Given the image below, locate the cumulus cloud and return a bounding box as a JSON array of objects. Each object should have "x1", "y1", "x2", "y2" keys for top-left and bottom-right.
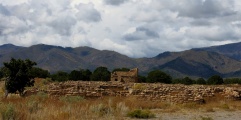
[
  {"x1": 189, "y1": 19, "x2": 211, "y2": 26},
  {"x1": 48, "y1": 16, "x2": 77, "y2": 36},
  {"x1": 123, "y1": 27, "x2": 159, "y2": 41},
  {"x1": 186, "y1": 26, "x2": 241, "y2": 41},
  {"x1": 75, "y1": 3, "x2": 102, "y2": 23},
  {"x1": 0, "y1": 4, "x2": 10, "y2": 16},
  {"x1": 103, "y1": 0, "x2": 128, "y2": 6},
  {"x1": 176, "y1": 0, "x2": 236, "y2": 18},
  {"x1": 1, "y1": 0, "x2": 241, "y2": 58}
]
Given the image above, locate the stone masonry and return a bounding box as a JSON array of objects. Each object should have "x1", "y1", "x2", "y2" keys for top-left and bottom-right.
[
  {"x1": 110, "y1": 68, "x2": 138, "y2": 83},
  {"x1": 26, "y1": 81, "x2": 241, "y2": 104}
]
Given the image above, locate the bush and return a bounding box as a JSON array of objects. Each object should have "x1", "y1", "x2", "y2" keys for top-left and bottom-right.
[
  {"x1": 172, "y1": 77, "x2": 195, "y2": 85},
  {"x1": 90, "y1": 103, "x2": 112, "y2": 116},
  {"x1": 196, "y1": 78, "x2": 206, "y2": 85},
  {"x1": 29, "y1": 67, "x2": 50, "y2": 78},
  {"x1": 207, "y1": 75, "x2": 223, "y2": 85},
  {"x1": 27, "y1": 101, "x2": 40, "y2": 114},
  {"x1": 91, "y1": 67, "x2": 110, "y2": 81},
  {"x1": 132, "y1": 83, "x2": 146, "y2": 90},
  {"x1": 3, "y1": 58, "x2": 36, "y2": 97},
  {"x1": 41, "y1": 78, "x2": 53, "y2": 85},
  {"x1": 1, "y1": 104, "x2": 16, "y2": 120},
  {"x1": 51, "y1": 71, "x2": 69, "y2": 82},
  {"x1": 172, "y1": 78, "x2": 182, "y2": 84},
  {"x1": 147, "y1": 70, "x2": 172, "y2": 83},
  {"x1": 127, "y1": 109, "x2": 155, "y2": 119},
  {"x1": 59, "y1": 96, "x2": 85, "y2": 103},
  {"x1": 224, "y1": 78, "x2": 241, "y2": 84},
  {"x1": 182, "y1": 77, "x2": 195, "y2": 85},
  {"x1": 138, "y1": 75, "x2": 147, "y2": 83},
  {"x1": 200, "y1": 116, "x2": 214, "y2": 120},
  {"x1": 69, "y1": 69, "x2": 92, "y2": 81},
  {"x1": 36, "y1": 91, "x2": 48, "y2": 101}
]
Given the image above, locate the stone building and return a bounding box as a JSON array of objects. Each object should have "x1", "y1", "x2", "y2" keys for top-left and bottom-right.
[{"x1": 110, "y1": 68, "x2": 138, "y2": 83}]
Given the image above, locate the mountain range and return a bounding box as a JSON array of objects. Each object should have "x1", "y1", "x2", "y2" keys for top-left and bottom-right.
[{"x1": 1, "y1": 42, "x2": 241, "y2": 79}]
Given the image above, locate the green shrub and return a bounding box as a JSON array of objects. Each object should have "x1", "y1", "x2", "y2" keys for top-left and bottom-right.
[
  {"x1": 207, "y1": 75, "x2": 223, "y2": 85},
  {"x1": 147, "y1": 70, "x2": 172, "y2": 83},
  {"x1": 1, "y1": 104, "x2": 16, "y2": 120},
  {"x1": 196, "y1": 78, "x2": 206, "y2": 85},
  {"x1": 132, "y1": 83, "x2": 146, "y2": 90},
  {"x1": 27, "y1": 101, "x2": 40, "y2": 114},
  {"x1": 116, "y1": 102, "x2": 129, "y2": 116},
  {"x1": 182, "y1": 77, "x2": 195, "y2": 85},
  {"x1": 127, "y1": 109, "x2": 155, "y2": 119},
  {"x1": 90, "y1": 103, "x2": 112, "y2": 116},
  {"x1": 200, "y1": 116, "x2": 214, "y2": 120},
  {"x1": 36, "y1": 91, "x2": 48, "y2": 101},
  {"x1": 182, "y1": 103, "x2": 199, "y2": 109},
  {"x1": 41, "y1": 78, "x2": 52, "y2": 85},
  {"x1": 219, "y1": 104, "x2": 230, "y2": 110},
  {"x1": 51, "y1": 71, "x2": 69, "y2": 82},
  {"x1": 59, "y1": 96, "x2": 84, "y2": 103},
  {"x1": 224, "y1": 78, "x2": 241, "y2": 84}
]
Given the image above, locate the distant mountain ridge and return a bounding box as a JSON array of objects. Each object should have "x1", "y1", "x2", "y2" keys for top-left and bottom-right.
[
  {"x1": 193, "y1": 42, "x2": 241, "y2": 61},
  {"x1": 1, "y1": 42, "x2": 241, "y2": 78}
]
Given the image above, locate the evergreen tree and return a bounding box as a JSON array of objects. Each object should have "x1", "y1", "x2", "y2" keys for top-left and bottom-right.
[
  {"x1": 91, "y1": 67, "x2": 110, "y2": 81},
  {"x1": 51, "y1": 71, "x2": 69, "y2": 82},
  {"x1": 196, "y1": 78, "x2": 206, "y2": 85},
  {"x1": 207, "y1": 75, "x2": 223, "y2": 85},
  {"x1": 3, "y1": 58, "x2": 36, "y2": 97},
  {"x1": 147, "y1": 70, "x2": 172, "y2": 83}
]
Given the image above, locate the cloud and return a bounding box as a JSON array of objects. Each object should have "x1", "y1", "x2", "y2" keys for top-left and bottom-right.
[
  {"x1": 123, "y1": 27, "x2": 159, "y2": 41},
  {"x1": 49, "y1": 16, "x2": 77, "y2": 36},
  {"x1": 1, "y1": 0, "x2": 241, "y2": 58},
  {"x1": 103, "y1": 0, "x2": 128, "y2": 6},
  {"x1": 186, "y1": 25, "x2": 241, "y2": 41},
  {"x1": 149, "y1": 0, "x2": 236, "y2": 19},
  {"x1": 75, "y1": 3, "x2": 102, "y2": 23},
  {"x1": 0, "y1": 4, "x2": 10, "y2": 16},
  {"x1": 176, "y1": 0, "x2": 236, "y2": 19},
  {"x1": 189, "y1": 19, "x2": 211, "y2": 26}
]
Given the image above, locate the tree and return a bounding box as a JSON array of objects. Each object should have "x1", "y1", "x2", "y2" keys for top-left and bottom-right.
[
  {"x1": 29, "y1": 67, "x2": 50, "y2": 78},
  {"x1": 69, "y1": 69, "x2": 92, "y2": 81},
  {"x1": 91, "y1": 67, "x2": 110, "y2": 81},
  {"x1": 0, "y1": 67, "x2": 9, "y2": 81},
  {"x1": 69, "y1": 70, "x2": 82, "y2": 81},
  {"x1": 82, "y1": 69, "x2": 92, "y2": 81},
  {"x1": 196, "y1": 78, "x2": 206, "y2": 85},
  {"x1": 224, "y1": 78, "x2": 241, "y2": 84},
  {"x1": 182, "y1": 77, "x2": 194, "y2": 85},
  {"x1": 0, "y1": 67, "x2": 4, "y2": 79},
  {"x1": 138, "y1": 75, "x2": 147, "y2": 83},
  {"x1": 51, "y1": 71, "x2": 69, "y2": 82},
  {"x1": 207, "y1": 75, "x2": 223, "y2": 85},
  {"x1": 147, "y1": 70, "x2": 172, "y2": 83},
  {"x1": 172, "y1": 78, "x2": 182, "y2": 84},
  {"x1": 3, "y1": 58, "x2": 37, "y2": 97}
]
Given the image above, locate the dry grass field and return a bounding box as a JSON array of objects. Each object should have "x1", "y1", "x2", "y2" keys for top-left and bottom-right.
[{"x1": 1, "y1": 80, "x2": 241, "y2": 120}]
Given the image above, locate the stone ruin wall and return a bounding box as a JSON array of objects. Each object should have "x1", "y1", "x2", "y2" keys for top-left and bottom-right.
[
  {"x1": 26, "y1": 81, "x2": 241, "y2": 104},
  {"x1": 111, "y1": 68, "x2": 138, "y2": 83}
]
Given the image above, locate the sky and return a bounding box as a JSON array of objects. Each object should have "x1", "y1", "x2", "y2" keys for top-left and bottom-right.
[{"x1": 1, "y1": 0, "x2": 241, "y2": 58}]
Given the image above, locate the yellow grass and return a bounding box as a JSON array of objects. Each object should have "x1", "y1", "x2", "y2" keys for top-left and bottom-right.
[{"x1": 1, "y1": 81, "x2": 241, "y2": 119}]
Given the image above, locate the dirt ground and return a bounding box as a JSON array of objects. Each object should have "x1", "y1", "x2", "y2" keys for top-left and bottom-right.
[{"x1": 153, "y1": 109, "x2": 241, "y2": 120}]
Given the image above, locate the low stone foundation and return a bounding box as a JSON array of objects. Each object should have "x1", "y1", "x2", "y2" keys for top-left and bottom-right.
[{"x1": 26, "y1": 81, "x2": 241, "y2": 104}]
